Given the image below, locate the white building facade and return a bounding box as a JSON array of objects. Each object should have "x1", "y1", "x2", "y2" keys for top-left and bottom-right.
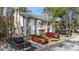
[{"x1": 13, "y1": 12, "x2": 53, "y2": 36}]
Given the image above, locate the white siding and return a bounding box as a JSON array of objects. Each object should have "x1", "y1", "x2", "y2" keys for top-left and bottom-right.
[
  {"x1": 36, "y1": 20, "x2": 41, "y2": 35},
  {"x1": 23, "y1": 18, "x2": 27, "y2": 36},
  {"x1": 44, "y1": 24, "x2": 47, "y2": 32},
  {"x1": 29, "y1": 19, "x2": 35, "y2": 34},
  {"x1": 20, "y1": 15, "x2": 23, "y2": 26},
  {"x1": 49, "y1": 23, "x2": 52, "y2": 32}
]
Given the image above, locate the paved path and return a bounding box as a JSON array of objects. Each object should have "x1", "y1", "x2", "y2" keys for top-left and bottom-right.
[{"x1": 70, "y1": 33, "x2": 79, "y2": 41}]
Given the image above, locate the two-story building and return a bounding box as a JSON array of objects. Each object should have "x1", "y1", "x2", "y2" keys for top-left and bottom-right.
[
  {"x1": 20, "y1": 13, "x2": 52, "y2": 36},
  {"x1": 13, "y1": 11, "x2": 53, "y2": 36}
]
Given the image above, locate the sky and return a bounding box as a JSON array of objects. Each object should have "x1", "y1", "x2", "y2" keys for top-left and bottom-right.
[
  {"x1": 3, "y1": 7, "x2": 44, "y2": 16},
  {"x1": 28, "y1": 7, "x2": 44, "y2": 15}
]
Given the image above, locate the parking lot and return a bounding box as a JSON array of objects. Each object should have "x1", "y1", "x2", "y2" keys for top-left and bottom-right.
[
  {"x1": 29, "y1": 40, "x2": 53, "y2": 49},
  {"x1": 0, "y1": 33, "x2": 78, "y2": 51},
  {"x1": 0, "y1": 45, "x2": 37, "y2": 51},
  {"x1": 35, "y1": 33, "x2": 79, "y2": 51}
]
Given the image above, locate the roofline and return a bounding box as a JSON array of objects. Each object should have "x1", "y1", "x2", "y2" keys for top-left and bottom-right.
[{"x1": 19, "y1": 13, "x2": 52, "y2": 22}]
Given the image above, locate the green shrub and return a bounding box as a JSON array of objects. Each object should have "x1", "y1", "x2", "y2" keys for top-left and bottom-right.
[{"x1": 55, "y1": 30, "x2": 59, "y2": 33}]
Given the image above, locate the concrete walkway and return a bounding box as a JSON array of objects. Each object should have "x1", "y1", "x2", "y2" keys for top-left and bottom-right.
[{"x1": 69, "y1": 33, "x2": 79, "y2": 41}]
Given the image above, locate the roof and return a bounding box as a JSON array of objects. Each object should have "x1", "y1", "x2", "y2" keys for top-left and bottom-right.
[{"x1": 20, "y1": 13, "x2": 49, "y2": 21}]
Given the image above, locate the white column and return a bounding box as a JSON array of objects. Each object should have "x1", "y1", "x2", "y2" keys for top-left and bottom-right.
[
  {"x1": 49, "y1": 23, "x2": 52, "y2": 32},
  {"x1": 36, "y1": 20, "x2": 41, "y2": 35},
  {"x1": 29, "y1": 19, "x2": 35, "y2": 34},
  {"x1": 45, "y1": 22, "x2": 48, "y2": 33},
  {"x1": 23, "y1": 18, "x2": 27, "y2": 36}
]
